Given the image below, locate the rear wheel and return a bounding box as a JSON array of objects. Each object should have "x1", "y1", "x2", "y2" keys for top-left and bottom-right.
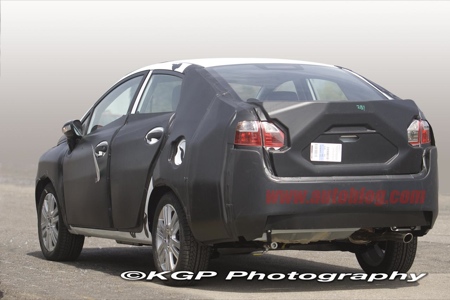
[
  {"x1": 355, "y1": 237, "x2": 417, "y2": 273},
  {"x1": 38, "y1": 184, "x2": 84, "y2": 261},
  {"x1": 152, "y1": 192, "x2": 210, "y2": 286}
]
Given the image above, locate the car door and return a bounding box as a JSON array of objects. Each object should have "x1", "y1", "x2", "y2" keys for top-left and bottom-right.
[
  {"x1": 110, "y1": 72, "x2": 183, "y2": 230},
  {"x1": 63, "y1": 73, "x2": 146, "y2": 229}
]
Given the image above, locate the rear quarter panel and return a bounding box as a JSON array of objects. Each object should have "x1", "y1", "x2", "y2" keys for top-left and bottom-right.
[{"x1": 153, "y1": 66, "x2": 248, "y2": 243}]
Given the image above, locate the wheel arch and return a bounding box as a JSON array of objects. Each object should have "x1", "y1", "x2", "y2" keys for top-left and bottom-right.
[
  {"x1": 35, "y1": 177, "x2": 53, "y2": 209},
  {"x1": 148, "y1": 185, "x2": 176, "y2": 234},
  {"x1": 35, "y1": 174, "x2": 71, "y2": 230}
]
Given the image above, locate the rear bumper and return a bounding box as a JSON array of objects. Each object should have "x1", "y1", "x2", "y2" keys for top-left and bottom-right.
[{"x1": 222, "y1": 146, "x2": 438, "y2": 243}]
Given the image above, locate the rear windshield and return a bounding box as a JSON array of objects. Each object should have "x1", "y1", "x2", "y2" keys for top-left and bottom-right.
[{"x1": 207, "y1": 64, "x2": 387, "y2": 101}]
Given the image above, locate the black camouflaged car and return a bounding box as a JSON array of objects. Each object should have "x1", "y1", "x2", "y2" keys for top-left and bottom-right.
[{"x1": 36, "y1": 58, "x2": 438, "y2": 285}]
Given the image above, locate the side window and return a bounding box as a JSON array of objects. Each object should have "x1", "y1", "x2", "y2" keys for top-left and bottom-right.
[
  {"x1": 308, "y1": 79, "x2": 348, "y2": 101},
  {"x1": 87, "y1": 76, "x2": 143, "y2": 134},
  {"x1": 137, "y1": 74, "x2": 182, "y2": 114}
]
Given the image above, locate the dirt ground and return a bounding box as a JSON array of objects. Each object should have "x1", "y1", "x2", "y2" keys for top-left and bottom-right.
[{"x1": 1, "y1": 168, "x2": 449, "y2": 299}]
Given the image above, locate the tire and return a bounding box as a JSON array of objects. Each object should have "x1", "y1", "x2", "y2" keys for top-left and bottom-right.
[
  {"x1": 37, "y1": 184, "x2": 84, "y2": 261},
  {"x1": 355, "y1": 237, "x2": 417, "y2": 274},
  {"x1": 152, "y1": 192, "x2": 210, "y2": 286}
]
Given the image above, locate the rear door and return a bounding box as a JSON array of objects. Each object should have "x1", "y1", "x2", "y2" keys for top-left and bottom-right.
[
  {"x1": 110, "y1": 71, "x2": 183, "y2": 230},
  {"x1": 63, "y1": 73, "x2": 145, "y2": 229}
]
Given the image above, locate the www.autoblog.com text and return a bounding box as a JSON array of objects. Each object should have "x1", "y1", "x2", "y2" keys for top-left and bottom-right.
[
  {"x1": 266, "y1": 188, "x2": 426, "y2": 206},
  {"x1": 121, "y1": 271, "x2": 427, "y2": 283}
]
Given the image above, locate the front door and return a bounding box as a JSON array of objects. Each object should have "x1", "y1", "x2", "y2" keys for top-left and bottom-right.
[{"x1": 63, "y1": 74, "x2": 145, "y2": 229}]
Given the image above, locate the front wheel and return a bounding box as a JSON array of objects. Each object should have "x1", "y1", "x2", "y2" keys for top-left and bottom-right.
[
  {"x1": 37, "y1": 184, "x2": 84, "y2": 261},
  {"x1": 355, "y1": 237, "x2": 417, "y2": 274},
  {"x1": 152, "y1": 192, "x2": 210, "y2": 286}
]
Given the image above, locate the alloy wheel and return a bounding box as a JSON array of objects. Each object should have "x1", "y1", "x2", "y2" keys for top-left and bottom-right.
[
  {"x1": 40, "y1": 193, "x2": 59, "y2": 252},
  {"x1": 155, "y1": 204, "x2": 180, "y2": 271}
]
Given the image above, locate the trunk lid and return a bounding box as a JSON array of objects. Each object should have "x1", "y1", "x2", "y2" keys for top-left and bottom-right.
[{"x1": 260, "y1": 100, "x2": 423, "y2": 177}]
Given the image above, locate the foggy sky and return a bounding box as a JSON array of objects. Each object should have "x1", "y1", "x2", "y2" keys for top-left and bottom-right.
[{"x1": 0, "y1": 1, "x2": 448, "y2": 192}]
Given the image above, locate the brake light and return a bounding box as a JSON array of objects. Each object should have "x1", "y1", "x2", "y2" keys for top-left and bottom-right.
[
  {"x1": 235, "y1": 121, "x2": 262, "y2": 146},
  {"x1": 261, "y1": 122, "x2": 285, "y2": 148},
  {"x1": 235, "y1": 121, "x2": 285, "y2": 149},
  {"x1": 420, "y1": 121, "x2": 431, "y2": 144},
  {"x1": 407, "y1": 119, "x2": 431, "y2": 146}
]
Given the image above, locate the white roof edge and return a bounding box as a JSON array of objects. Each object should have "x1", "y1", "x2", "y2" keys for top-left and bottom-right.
[{"x1": 127, "y1": 58, "x2": 336, "y2": 75}]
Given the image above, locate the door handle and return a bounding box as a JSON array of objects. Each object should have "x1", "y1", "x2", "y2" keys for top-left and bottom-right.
[
  {"x1": 95, "y1": 141, "x2": 108, "y2": 157},
  {"x1": 146, "y1": 127, "x2": 164, "y2": 145}
]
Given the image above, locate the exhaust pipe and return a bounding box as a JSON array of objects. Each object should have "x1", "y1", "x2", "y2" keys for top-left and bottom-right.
[
  {"x1": 350, "y1": 231, "x2": 413, "y2": 244},
  {"x1": 269, "y1": 242, "x2": 278, "y2": 250},
  {"x1": 251, "y1": 242, "x2": 279, "y2": 256}
]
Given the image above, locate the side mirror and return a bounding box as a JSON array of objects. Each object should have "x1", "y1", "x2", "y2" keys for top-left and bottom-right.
[{"x1": 62, "y1": 120, "x2": 82, "y2": 151}]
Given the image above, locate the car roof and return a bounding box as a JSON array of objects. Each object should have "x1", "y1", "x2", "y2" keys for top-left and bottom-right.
[{"x1": 126, "y1": 58, "x2": 335, "y2": 76}]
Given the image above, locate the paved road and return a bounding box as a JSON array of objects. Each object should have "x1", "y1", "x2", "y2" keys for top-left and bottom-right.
[{"x1": 1, "y1": 177, "x2": 449, "y2": 299}]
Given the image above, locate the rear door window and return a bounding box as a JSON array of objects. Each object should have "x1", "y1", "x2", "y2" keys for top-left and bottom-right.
[{"x1": 136, "y1": 74, "x2": 182, "y2": 114}]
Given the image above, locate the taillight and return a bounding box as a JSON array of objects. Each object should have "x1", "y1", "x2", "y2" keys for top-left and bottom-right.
[
  {"x1": 261, "y1": 122, "x2": 285, "y2": 148},
  {"x1": 407, "y1": 119, "x2": 431, "y2": 146},
  {"x1": 420, "y1": 121, "x2": 431, "y2": 144},
  {"x1": 235, "y1": 121, "x2": 262, "y2": 146},
  {"x1": 235, "y1": 121, "x2": 285, "y2": 149}
]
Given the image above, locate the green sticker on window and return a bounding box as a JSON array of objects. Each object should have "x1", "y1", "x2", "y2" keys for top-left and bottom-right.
[{"x1": 356, "y1": 104, "x2": 365, "y2": 111}]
